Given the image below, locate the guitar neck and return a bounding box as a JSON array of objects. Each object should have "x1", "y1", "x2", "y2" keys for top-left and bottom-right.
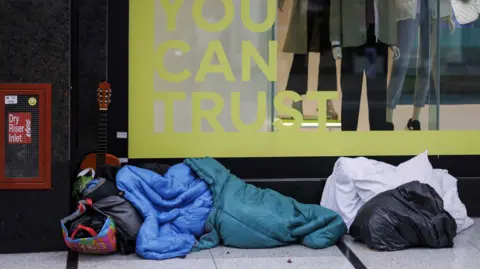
[{"x1": 96, "y1": 110, "x2": 108, "y2": 169}]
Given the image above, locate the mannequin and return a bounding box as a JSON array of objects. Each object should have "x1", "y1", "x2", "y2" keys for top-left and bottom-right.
[
  {"x1": 330, "y1": 0, "x2": 400, "y2": 131},
  {"x1": 279, "y1": 0, "x2": 338, "y2": 120},
  {"x1": 388, "y1": 0, "x2": 455, "y2": 130}
]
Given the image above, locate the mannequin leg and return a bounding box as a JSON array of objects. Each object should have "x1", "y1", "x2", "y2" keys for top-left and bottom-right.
[
  {"x1": 366, "y1": 43, "x2": 389, "y2": 130},
  {"x1": 340, "y1": 47, "x2": 363, "y2": 131},
  {"x1": 429, "y1": 20, "x2": 439, "y2": 101},
  {"x1": 318, "y1": 49, "x2": 339, "y2": 120},
  {"x1": 410, "y1": 6, "x2": 434, "y2": 129},
  {"x1": 387, "y1": 18, "x2": 419, "y2": 123},
  {"x1": 285, "y1": 54, "x2": 309, "y2": 115}
]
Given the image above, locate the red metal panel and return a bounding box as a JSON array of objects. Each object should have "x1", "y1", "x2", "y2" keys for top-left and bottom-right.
[{"x1": 0, "y1": 84, "x2": 51, "y2": 190}]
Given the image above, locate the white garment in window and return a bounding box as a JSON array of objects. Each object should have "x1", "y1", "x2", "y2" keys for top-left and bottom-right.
[
  {"x1": 395, "y1": 0, "x2": 452, "y2": 21},
  {"x1": 451, "y1": 0, "x2": 480, "y2": 24}
]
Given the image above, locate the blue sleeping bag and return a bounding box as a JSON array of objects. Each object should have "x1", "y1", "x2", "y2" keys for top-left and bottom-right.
[
  {"x1": 117, "y1": 158, "x2": 347, "y2": 260},
  {"x1": 116, "y1": 164, "x2": 213, "y2": 260}
]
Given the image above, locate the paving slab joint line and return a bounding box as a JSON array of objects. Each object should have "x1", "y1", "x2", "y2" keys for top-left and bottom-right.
[
  {"x1": 66, "y1": 250, "x2": 79, "y2": 269},
  {"x1": 209, "y1": 249, "x2": 219, "y2": 269},
  {"x1": 336, "y1": 239, "x2": 368, "y2": 269}
]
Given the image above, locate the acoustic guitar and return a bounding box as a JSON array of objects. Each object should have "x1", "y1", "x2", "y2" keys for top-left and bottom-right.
[{"x1": 80, "y1": 81, "x2": 120, "y2": 171}]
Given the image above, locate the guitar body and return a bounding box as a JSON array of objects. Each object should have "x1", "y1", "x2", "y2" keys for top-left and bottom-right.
[{"x1": 80, "y1": 153, "x2": 121, "y2": 171}]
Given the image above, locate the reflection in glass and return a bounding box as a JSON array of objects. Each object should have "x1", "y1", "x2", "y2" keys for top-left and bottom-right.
[
  {"x1": 439, "y1": 0, "x2": 480, "y2": 130},
  {"x1": 389, "y1": 0, "x2": 436, "y2": 131}
]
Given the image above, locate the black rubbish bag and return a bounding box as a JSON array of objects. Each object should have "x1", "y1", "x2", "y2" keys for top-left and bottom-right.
[{"x1": 350, "y1": 181, "x2": 457, "y2": 251}]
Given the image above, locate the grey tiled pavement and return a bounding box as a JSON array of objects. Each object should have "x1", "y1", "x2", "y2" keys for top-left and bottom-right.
[{"x1": 1, "y1": 219, "x2": 480, "y2": 269}]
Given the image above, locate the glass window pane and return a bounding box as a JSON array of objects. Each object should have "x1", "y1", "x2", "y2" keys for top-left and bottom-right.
[
  {"x1": 153, "y1": 0, "x2": 275, "y2": 133},
  {"x1": 438, "y1": 0, "x2": 480, "y2": 130}
]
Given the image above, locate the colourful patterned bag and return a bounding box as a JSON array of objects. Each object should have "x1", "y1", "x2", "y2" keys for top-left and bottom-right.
[{"x1": 61, "y1": 199, "x2": 117, "y2": 254}]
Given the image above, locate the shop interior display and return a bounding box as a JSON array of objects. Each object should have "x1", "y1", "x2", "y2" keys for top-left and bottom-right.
[
  {"x1": 388, "y1": 0, "x2": 455, "y2": 131},
  {"x1": 277, "y1": 0, "x2": 479, "y2": 131},
  {"x1": 330, "y1": 0, "x2": 400, "y2": 131},
  {"x1": 277, "y1": 0, "x2": 402, "y2": 130},
  {"x1": 278, "y1": 0, "x2": 338, "y2": 120}
]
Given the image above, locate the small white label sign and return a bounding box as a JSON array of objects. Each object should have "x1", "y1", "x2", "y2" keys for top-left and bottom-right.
[
  {"x1": 119, "y1": 158, "x2": 128, "y2": 163},
  {"x1": 5, "y1": 95, "x2": 18, "y2": 105},
  {"x1": 117, "y1": 132, "x2": 128, "y2": 139}
]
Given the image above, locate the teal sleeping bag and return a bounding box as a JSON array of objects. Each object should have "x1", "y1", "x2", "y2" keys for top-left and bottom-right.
[{"x1": 184, "y1": 157, "x2": 347, "y2": 250}]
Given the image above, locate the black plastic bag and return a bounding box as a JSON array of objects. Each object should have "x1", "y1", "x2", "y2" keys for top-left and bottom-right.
[
  {"x1": 94, "y1": 196, "x2": 142, "y2": 238},
  {"x1": 66, "y1": 208, "x2": 108, "y2": 239},
  {"x1": 350, "y1": 181, "x2": 457, "y2": 251},
  {"x1": 96, "y1": 165, "x2": 121, "y2": 183}
]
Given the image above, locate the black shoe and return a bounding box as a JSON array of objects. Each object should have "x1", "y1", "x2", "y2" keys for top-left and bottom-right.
[
  {"x1": 384, "y1": 122, "x2": 395, "y2": 131},
  {"x1": 406, "y1": 119, "x2": 421, "y2": 130}
]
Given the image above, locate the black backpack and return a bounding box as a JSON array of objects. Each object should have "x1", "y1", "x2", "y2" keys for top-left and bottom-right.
[{"x1": 81, "y1": 166, "x2": 142, "y2": 255}]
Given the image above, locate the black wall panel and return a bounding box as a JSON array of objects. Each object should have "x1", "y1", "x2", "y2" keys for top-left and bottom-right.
[
  {"x1": 76, "y1": 0, "x2": 108, "y2": 163},
  {"x1": 0, "y1": 0, "x2": 70, "y2": 252}
]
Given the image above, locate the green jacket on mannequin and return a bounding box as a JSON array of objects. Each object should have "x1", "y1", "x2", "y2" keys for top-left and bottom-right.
[
  {"x1": 279, "y1": 0, "x2": 331, "y2": 54},
  {"x1": 330, "y1": 0, "x2": 398, "y2": 47}
]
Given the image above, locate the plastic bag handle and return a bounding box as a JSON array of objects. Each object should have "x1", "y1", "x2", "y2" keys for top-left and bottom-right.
[
  {"x1": 76, "y1": 199, "x2": 93, "y2": 212},
  {"x1": 70, "y1": 224, "x2": 98, "y2": 240},
  {"x1": 77, "y1": 168, "x2": 95, "y2": 178}
]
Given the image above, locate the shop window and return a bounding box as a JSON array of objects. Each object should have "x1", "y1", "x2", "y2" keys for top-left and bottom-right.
[{"x1": 124, "y1": 0, "x2": 480, "y2": 158}]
